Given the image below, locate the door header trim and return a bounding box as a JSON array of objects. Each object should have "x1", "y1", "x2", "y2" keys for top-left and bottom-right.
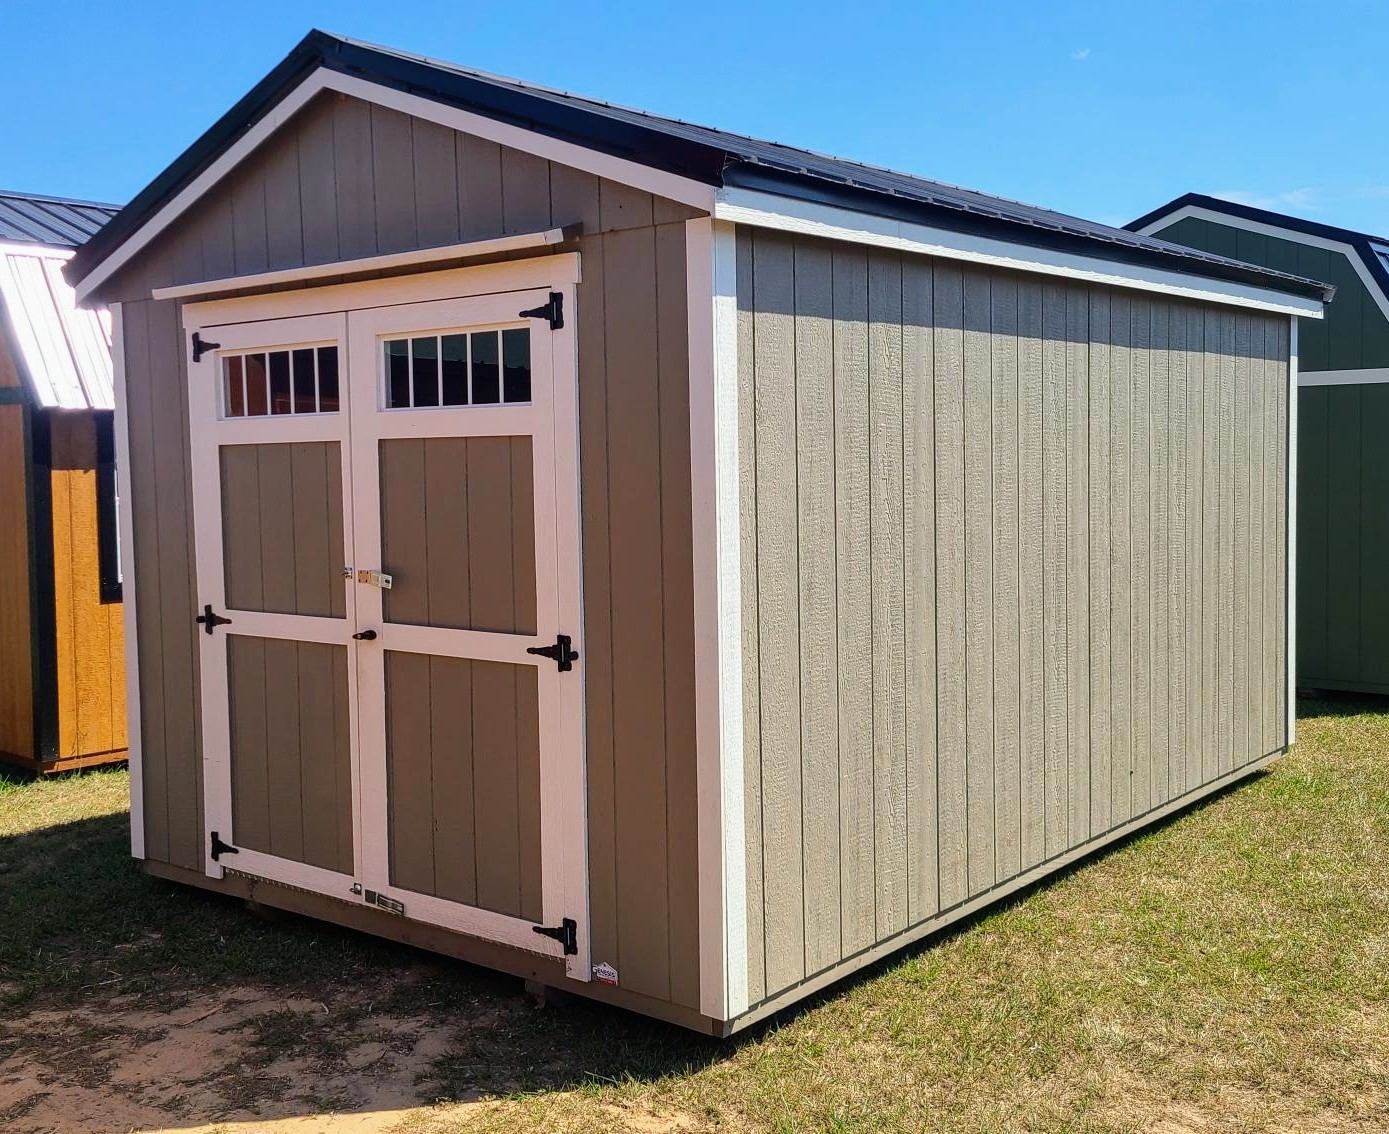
[{"x1": 181, "y1": 253, "x2": 582, "y2": 330}]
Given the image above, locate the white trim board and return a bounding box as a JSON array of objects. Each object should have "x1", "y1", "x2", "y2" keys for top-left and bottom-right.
[
  {"x1": 151, "y1": 226, "x2": 579, "y2": 302},
  {"x1": 110, "y1": 302, "x2": 145, "y2": 860},
  {"x1": 73, "y1": 67, "x2": 716, "y2": 305},
  {"x1": 716, "y1": 189, "x2": 1326, "y2": 319},
  {"x1": 1297, "y1": 367, "x2": 1389, "y2": 386},
  {"x1": 687, "y1": 217, "x2": 747, "y2": 1021},
  {"x1": 1133, "y1": 203, "x2": 1384, "y2": 323},
  {"x1": 1288, "y1": 319, "x2": 1298, "y2": 747}
]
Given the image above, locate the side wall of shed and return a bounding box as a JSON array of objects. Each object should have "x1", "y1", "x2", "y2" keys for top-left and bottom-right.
[
  {"x1": 736, "y1": 227, "x2": 1290, "y2": 1008},
  {"x1": 0, "y1": 399, "x2": 35, "y2": 761},
  {"x1": 99, "y1": 92, "x2": 703, "y2": 1011},
  {"x1": 1152, "y1": 214, "x2": 1386, "y2": 693}
]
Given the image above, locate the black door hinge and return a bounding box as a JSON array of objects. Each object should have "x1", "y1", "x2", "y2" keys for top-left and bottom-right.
[
  {"x1": 364, "y1": 890, "x2": 406, "y2": 915},
  {"x1": 526, "y1": 633, "x2": 579, "y2": 672},
  {"x1": 191, "y1": 331, "x2": 221, "y2": 363},
  {"x1": 519, "y1": 291, "x2": 564, "y2": 330},
  {"x1": 533, "y1": 917, "x2": 578, "y2": 955},
  {"x1": 211, "y1": 831, "x2": 239, "y2": 861},
  {"x1": 195, "y1": 604, "x2": 233, "y2": 635}
]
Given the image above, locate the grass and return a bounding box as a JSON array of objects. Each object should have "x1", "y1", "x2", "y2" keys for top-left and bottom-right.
[{"x1": 2, "y1": 695, "x2": 1388, "y2": 1132}]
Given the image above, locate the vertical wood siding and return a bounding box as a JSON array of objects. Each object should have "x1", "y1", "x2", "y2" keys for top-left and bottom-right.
[
  {"x1": 385, "y1": 652, "x2": 542, "y2": 921},
  {"x1": 0, "y1": 404, "x2": 34, "y2": 760},
  {"x1": 49, "y1": 412, "x2": 128, "y2": 759},
  {"x1": 101, "y1": 93, "x2": 703, "y2": 1010},
  {"x1": 737, "y1": 228, "x2": 1290, "y2": 1007}
]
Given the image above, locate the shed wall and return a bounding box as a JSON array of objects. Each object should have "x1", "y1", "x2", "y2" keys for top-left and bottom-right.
[
  {"x1": 101, "y1": 92, "x2": 703, "y2": 1010},
  {"x1": 736, "y1": 228, "x2": 1290, "y2": 1008},
  {"x1": 0, "y1": 402, "x2": 34, "y2": 760},
  {"x1": 47, "y1": 411, "x2": 127, "y2": 760},
  {"x1": 1152, "y1": 215, "x2": 1386, "y2": 693}
]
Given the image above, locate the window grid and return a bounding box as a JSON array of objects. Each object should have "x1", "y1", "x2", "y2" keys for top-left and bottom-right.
[
  {"x1": 222, "y1": 344, "x2": 339, "y2": 418},
  {"x1": 383, "y1": 327, "x2": 531, "y2": 410}
]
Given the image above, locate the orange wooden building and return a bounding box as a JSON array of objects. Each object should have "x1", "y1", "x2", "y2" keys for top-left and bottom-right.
[{"x1": 0, "y1": 189, "x2": 127, "y2": 773}]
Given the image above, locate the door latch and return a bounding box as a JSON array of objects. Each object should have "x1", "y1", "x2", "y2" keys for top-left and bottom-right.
[
  {"x1": 526, "y1": 633, "x2": 579, "y2": 672},
  {"x1": 195, "y1": 604, "x2": 232, "y2": 635},
  {"x1": 532, "y1": 917, "x2": 578, "y2": 955},
  {"x1": 355, "y1": 569, "x2": 393, "y2": 590},
  {"x1": 364, "y1": 890, "x2": 405, "y2": 916}
]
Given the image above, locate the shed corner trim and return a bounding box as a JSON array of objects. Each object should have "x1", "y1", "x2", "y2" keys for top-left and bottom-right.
[{"x1": 687, "y1": 215, "x2": 748, "y2": 1022}]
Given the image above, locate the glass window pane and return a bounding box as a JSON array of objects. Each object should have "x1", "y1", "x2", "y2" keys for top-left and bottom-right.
[
  {"x1": 245, "y1": 353, "x2": 269, "y2": 416},
  {"x1": 224, "y1": 355, "x2": 245, "y2": 417},
  {"x1": 470, "y1": 331, "x2": 500, "y2": 404},
  {"x1": 385, "y1": 339, "x2": 410, "y2": 408},
  {"x1": 317, "y1": 346, "x2": 339, "y2": 412},
  {"x1": 441, "y1": 334, "x2": 468, "y2": 405},
  {"x1": 412, "y1": 336, "x2": 440, "y2": 407},
  {"x1": 269, "y1": 350, "x2": 292, "y2": 415},
  {"x1": 502, "y1": 329, "x2": 531, "y2": 403},
  {"x1": 291, "y1": 348, "x2": 316, "y2": 413}
]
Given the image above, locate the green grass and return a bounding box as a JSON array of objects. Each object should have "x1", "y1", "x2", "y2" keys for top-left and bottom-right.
[{"x1": 2, "y1": 695, "x2": 1389, "y2": 1132}]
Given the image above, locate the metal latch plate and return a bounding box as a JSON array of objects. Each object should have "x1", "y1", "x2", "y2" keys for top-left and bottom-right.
[{"x1": 355, "y1": 569, "x2": 393, "y2": 590}]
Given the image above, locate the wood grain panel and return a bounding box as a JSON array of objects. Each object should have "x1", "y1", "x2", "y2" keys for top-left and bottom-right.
[
  {"x1": 386, "y1": 652, "x2": 542, "y2": 922},
  {"x1": 221, "y1": 442, "x2": 345, "y2": 618},
  {"x1": 0, "y1": 405, "x2": 33, "y2": 760},
  {"x1": 380, "y1": 437, "x2": 536, "y2": 634},
  {"x1": 229, "y1": 635, "x2": 351, "y2": 873}
]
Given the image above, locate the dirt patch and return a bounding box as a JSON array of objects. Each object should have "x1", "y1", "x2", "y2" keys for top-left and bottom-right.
[{"x1": 0, "y1": 983, "x2": 478, "y2": 1133}]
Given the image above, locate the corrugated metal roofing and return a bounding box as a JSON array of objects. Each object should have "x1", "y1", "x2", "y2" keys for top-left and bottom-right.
[
  {"x1": 0, "y1": 243, "x2": 114, "y2": 409},
  {"x1": 68, "y1": 30, "x2": 1332, "y2": 304},
  {"x1": 0, "y1": 189, "x2": 119, "y2": 248}
]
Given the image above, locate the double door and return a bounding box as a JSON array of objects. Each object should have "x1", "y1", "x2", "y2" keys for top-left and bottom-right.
[{"x1": 185, "y1": 277, "x2": 588, "y2": 978}]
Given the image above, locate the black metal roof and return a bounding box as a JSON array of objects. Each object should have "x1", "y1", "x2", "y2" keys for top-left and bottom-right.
[
  {"x1": 68, "y1": 31, "x2": 1331, "y2": 303},
  {"x1": 1129, "y1": 192, "x2": 1383, "y2": 305},
  {"x1": 0, "y1": 189, "x2": 119, "y2": 248}
]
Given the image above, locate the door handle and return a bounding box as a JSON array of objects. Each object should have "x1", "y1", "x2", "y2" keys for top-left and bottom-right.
[{"x1": 352, "y1": 629, "x2": 378, "y2": 641}]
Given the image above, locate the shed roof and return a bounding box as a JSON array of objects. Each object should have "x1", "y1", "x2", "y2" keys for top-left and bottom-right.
[
  {"x1": 1129, "y1": 192, "x2": 1383, "y2": 314},
  {"x1": 67, "y1": 30, "x2": 1332, "y2": 306},
  {"x1": 0, "y1": 188, "x2": 119, "y2": 248},
  {"x1": 0, "y1": 188, "x2": 117, "y2": 410}
]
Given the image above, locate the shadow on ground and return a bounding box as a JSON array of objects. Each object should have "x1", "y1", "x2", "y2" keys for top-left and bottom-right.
[{"x1": 0, "y1": 801, "x2": 731, "y2": 1132}]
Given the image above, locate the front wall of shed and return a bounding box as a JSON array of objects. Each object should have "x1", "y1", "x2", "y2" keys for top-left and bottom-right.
[
  {"x1": 0, "y1": 402, "x2": 34, "y2": 760},
  {"x1": 736, "y1": 229, "x2": 1289, "y2": 1006},
  {"x1": 104, "y1": 92, "x2": 702, "y2": 1010}
]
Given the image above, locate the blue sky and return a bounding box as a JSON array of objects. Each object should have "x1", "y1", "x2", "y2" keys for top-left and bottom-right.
[{"x1": 5, "y1": 1, "x2": 1389, "y2": 234}]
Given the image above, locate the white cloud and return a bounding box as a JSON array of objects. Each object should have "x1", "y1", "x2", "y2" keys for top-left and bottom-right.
[
  {"x1": 1212, "y1": 187, "x2": 1319, "y2": 213},
  {"x1": 1072, "y1": 47, "x2": 1091, "y2": 61}
]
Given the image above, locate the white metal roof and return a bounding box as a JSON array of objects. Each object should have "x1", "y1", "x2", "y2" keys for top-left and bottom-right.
[{"x1": 0, "y1": 241, "x2": 113, "y2": 410}]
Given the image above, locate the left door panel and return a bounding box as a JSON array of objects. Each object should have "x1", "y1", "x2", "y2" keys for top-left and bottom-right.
[{"x1": 186, "y1": 312, "x2": 362, "y2": 898}]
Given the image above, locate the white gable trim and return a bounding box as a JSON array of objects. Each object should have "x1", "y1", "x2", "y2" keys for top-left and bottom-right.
[
  {"x1": 717, "y1": 189, "x2": 1326, "y2": 319},
  {"x1": 1133, "y1": 203, "x2": 1387, "y2": 324},
  {"x1": 73, "y1": 66, "x2": 717, "y2": 305}
]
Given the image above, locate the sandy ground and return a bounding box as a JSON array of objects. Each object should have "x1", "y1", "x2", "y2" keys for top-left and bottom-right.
[{"x1": 0, "y1": 984, "x2": 478, "y2": 1134}]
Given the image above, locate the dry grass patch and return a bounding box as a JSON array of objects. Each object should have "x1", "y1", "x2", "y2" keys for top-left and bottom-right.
[{"x1": 2, "y1": 697, "x2": 1388, "y2": 1132}]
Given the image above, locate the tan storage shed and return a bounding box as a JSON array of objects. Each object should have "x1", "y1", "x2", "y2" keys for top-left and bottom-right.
[{"x1": 67, "y1": 31, "x2": 1328, "y2": 1035}]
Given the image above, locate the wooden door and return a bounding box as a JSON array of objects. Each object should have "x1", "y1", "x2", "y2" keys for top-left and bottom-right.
[
  {"x1": 187, "y1": 312, "x2": 361, "y2": 898},
  {"x1": 346, "y1": 290, "x2": 589, "y2": 979}
]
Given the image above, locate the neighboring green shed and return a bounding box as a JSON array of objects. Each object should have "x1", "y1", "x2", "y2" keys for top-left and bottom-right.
[{"x1": 1130, "y1": 195, "x2": 1388, "y2": 695}]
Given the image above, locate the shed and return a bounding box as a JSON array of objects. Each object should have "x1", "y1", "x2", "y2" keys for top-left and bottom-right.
[
  {"x1": 1129, "y1": 195, "x2": 1381, "y2": 696},
  {"x1": 0, "y1": 189, "x2": 126, "y2": 774},
  {"x1": 68, "y1": 31, "x2": 1327, "y2": 1034}
]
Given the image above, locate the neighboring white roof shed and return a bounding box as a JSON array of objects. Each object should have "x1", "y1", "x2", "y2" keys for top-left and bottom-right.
[{"x1": 0, "y1": 190, "x2": 120, "y2": 410}]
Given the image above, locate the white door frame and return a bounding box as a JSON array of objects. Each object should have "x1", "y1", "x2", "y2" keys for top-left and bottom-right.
[
  {"x1": 186, "y1": 310, "x2": 363, "y2": 897},
  {"x1": 183, "y1": 255, "x2": 589, "y2": 976}
]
